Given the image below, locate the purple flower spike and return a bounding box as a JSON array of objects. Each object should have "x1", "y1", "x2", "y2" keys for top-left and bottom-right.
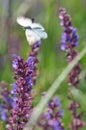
[
  {"x1": 38, "y1": 97, "x2": 64, "y2": 130},
  {"x1": 8, "y1": 55, "x2": 34, "y2": 129},
  {"x1": 7, "y1": 40, "x2": 42, "y2": 130},
  {"x1": 59, "y1": 8, "x2": 85, "y2": 130},
  {"x1": 69, "y1": 102, "x2": 85, "y2": 130},
  {"x1": 59, "y1": 8, "x2": 81, "y2": 87}
]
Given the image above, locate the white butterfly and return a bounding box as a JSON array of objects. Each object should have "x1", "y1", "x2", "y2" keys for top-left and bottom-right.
[{"x1": 16, "y1": 17, "x2": 48, "y2": 45}]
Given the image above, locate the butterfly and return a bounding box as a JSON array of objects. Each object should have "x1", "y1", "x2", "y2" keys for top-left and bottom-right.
[{"x1": 16, "y1": 17, "x2": 48, "y2": 45}]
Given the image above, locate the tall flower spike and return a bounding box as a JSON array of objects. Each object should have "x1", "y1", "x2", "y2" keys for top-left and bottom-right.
[
  {"x1": 59, "y1": 8, "x2": 85, "y2": 130},
  {"x1": 7, "y1": 55, "x2": 33, "y2": 130},
  {"x1": 37, "y1": 97, "x2": 64, "y2": 130},
  {"x1": 68, "y1": 101, "x2": 85, "y2": 130},
  {"x1": 7, "y1": 18, "x2": 47, "y2": 130},
  {"x1": 59, "y1": 7, "x2": 81, "y2": 87}
]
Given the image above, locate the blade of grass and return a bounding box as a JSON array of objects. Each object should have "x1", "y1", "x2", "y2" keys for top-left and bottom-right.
[{"x1": 23, "y1": 47, "x2": 86, "y2": 130}]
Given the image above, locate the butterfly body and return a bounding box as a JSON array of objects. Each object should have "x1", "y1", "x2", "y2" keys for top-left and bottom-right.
[
  {"x1": 24, "y1": 26, "x2": 32, "y2": 30},
  {"x1": 16, "y1": 17, "x2": 48, "y2": 45}
]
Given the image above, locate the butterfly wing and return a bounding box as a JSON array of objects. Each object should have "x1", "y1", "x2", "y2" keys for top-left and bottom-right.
[
  {"x1": 32, "y1": 28, "x2": 48, "y2": 39},
  {"x1": 16, "y1": 17, "x2": 44, "y2": 30},
  {"x1": 31, "y1": 23, "x2": 45, "y2": 31},
  {"x1": 16, "y1": 17, "x2": 32, "y2": 27},
  {"x1": 25, "y1": 29, "x2": 41, "y2": 45}
]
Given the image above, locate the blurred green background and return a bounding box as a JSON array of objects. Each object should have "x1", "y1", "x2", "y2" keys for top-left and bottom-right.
[{"x1": 0, "y1": 0, "x2": 86, "y2": 129}]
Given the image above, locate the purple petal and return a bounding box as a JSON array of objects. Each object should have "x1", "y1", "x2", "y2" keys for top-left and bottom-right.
[
  {"x1": 53, "y1": 97, "x2": 61, "y2": 107},
  {"x1": 45, "y1": 111, "x2": 51, "y2": 120},
  {"x1": 61, "y1": 44, "x2": 66, "y2": 51}
]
